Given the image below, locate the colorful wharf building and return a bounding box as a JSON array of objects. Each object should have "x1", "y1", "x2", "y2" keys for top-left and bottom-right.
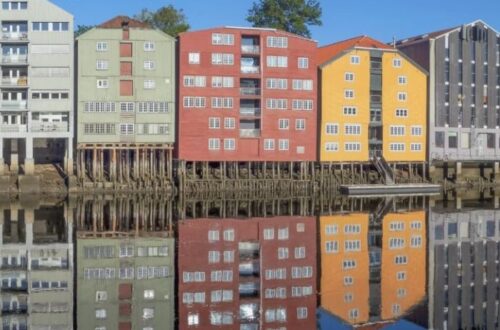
[
  {"x1": 397, "y1": 20, "x2": 500, "y2": 181},
  {"x1": 176, "y1": 27, "x2": 318, "y2": 183},
  {"x1": 317, "y1": 36, "x2": 428, "y2": 183},
  {"x1": 76, "y1": 16, "x2": 176, "y2": 190}
]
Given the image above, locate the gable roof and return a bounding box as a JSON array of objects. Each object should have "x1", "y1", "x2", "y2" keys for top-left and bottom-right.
[
  {"x1": 317, "y1": 35, "x2": 393, "y2": 66},
  {"x1": 98, "y1": 16, "x2": 150, "y2": 29}
]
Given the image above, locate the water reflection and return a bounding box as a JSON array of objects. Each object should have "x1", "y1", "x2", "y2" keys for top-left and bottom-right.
[{"x1": 1, "y1": 194, "x2": 499, "y2": 329}]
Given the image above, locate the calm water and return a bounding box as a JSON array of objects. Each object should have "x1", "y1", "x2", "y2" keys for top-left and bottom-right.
[{"x1": 0, "y1": 193, "x2": 497, "y2": 329}]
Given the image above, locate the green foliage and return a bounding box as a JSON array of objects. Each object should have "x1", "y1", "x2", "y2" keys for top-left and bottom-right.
[
  {"x1": 134, "y1": 5, "x2": 190, "y2": 37},
  {"x1": 74, "y1": 24, "x2": 94, "y2": 37},
  {"x1": 246, "y1": 0, "x2": 322, "y2": 38}
]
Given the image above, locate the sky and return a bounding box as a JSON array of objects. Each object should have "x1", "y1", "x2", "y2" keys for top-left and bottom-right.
[{"x1": 51, "y1": 0, "x2": 500, "y2": 45}]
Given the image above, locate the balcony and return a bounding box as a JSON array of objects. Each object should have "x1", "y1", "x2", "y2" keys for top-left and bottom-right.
[
  {"x1": 240, "y1": 129, "x2": 260, "y2": 138},
  {"x1": 240, "y1": 107, "x2": 261, "y2": 117},
  {"x1": 1, "y1": 101, "x2": 27, "y2": 110},
  {"x1": 0, "y1": 124, "x2": 26, "y2": 133},
  {"x1": 241, "y1": 66, "x2": 260, "y2": 74},
  {"x1": 31, "y1": 122, "x2": 69, "y2": 133},
  {"x1": 241, "y1": 45, "x2": 260, "y2": 54},
  {"x1": 240, "y1": 87, "x2": 260, "y2": 96},
  {"x1": 1, "y1": 32, "x2": 28, "y2": 41},
  {"x1": 239, "y1": 261, "x2": 259, "y2": 276},
  {"x1": 1, "y1": 77, "x2": 27, "y2": 87},
  {"x1": 1, "y1": 55, "x2": 27, "y2": 65}
]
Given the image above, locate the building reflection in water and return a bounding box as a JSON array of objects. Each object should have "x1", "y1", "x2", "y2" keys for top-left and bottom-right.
[
  {"x1": 319, "y1": 197, "x2": 427, "y2": 328},
  {"x1": 178, "y1": 216, "x2": 317, "y2": 329},
  {"x1": 75, "y1": 196, "x2": 175, "y2": 330},
  {"x1": 0, "y1": 198, "x2": 73, "y2": 330}
]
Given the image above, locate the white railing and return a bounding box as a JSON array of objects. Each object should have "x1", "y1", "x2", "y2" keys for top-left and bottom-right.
[
  {"x1": 2, "y1": 32, "x2": 28, "y2": 41},
  {"x1": 31, "y1": 122, "x2": 68, "y2": 132},
  {"x1": 241, "y1": 45, "x2": 260, "y2": 54},
  {"x1": 241, "y1": 66, "x2": 260, "y2": 74},
  {"x1": 1, "y1": 54, "x2": 27, "y2": 64},
  {"x1": 240, "y1": 129, "x2": 260, "y2": 138},
  {"x1": 1, "y1": 101, "x2": 27, "y2": 110},
  {"x1": 1, "y1": 77, "x2": 27, "y2": 86},
  {"x1": 0, "y1": 124, "x2": 27, "y2": 133},
  {"x1": 240, "y1": 107, "x2": 261, "y2": 116},
  {"x1": 240, "y1": 87, "x2": 260, "y2": 96}
]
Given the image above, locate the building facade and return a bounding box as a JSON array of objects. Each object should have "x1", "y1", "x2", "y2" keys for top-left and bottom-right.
[
  {"x1": 76, "y1": 16, "x2": 176, "y2": 188},
  {"x1": 0, "y1": 0, "x2": 73, "y2": 176},
  {"x1": 397, "y1": 20, "x2": 500, "y2": 163},
  {"x1": 317, "y1": 36, "x2": 427, "y2": 164},
  {"x1": 178, "y1": 217, "x2": 316, "y2": 329},
  {"x1": 177, "y1": 27, "x2": 317, "y2": 162}
]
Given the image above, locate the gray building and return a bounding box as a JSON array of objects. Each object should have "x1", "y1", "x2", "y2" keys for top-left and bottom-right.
[
  {"x1": 428, "y1": 206, "x2": 500, "y2": 329},
  {"x1": 76, "y1": 16, "x2": 176, "y2": 189},
  {"x1": 0, "y1": 0, "x2": 73, "y2": 177},
  {"x1": 397, "y1": 20, "x2": 500, "y2": 163}
]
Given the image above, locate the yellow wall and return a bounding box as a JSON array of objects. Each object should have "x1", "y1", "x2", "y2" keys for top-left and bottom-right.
[
  {"x1": 319, "y1": 49, "x2": 427, "y2": 163},
  {"x1": 320, "y1": 50, "x2": 371, "y2": 162},
  {"x1": 382, "y1": 53, "x2": 427, "y2": 162},
  {"x1": 319, "y1": 214, "x2": 369, "y2": 324},
  {"x1": 380, "y1": 211, "x2": 427, "y2": 320}
]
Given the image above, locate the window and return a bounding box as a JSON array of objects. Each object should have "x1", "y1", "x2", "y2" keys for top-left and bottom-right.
[
  {"x1": 325, "y1": 240, "x2": 338, "y2": 253},
  {"x1": 264, "y1": 139, "x2": 275, "y2": 150},
  {"x1": 144, "y1": 80, "x2": 155, "y2": 89},
  {"x1": 208, "y1": 230, "x2": 219, "y2": 242},
  {"x1": 266, "y1": 98, "x2": 288, "y2": 109},
  {"x1": 410, "y1": 235, "x2": 422, "y2": 247},
  {"x1": 349, "y1": 309, "x2": 359, "y2": 320},
  {"x1": 395, "y1": 109, "x2": 408, "y2": 117},
  {"x1": 223, "y1": 229, "x2": 234, "y2": 242},
  {"x1": 325, "y1": 142, "x2": 339, "y2": 152},
  {"x1": 343, "y1": 106, "x2": 357, "y2": 115},
  {"x1": 411, "y1": 126, "x2": 422, "y2": 136},
  {"x1": 325, "y1": 123, "x2": 339, "y2": 135},
  {"x1": 390, "y1": 143, "x2": 405, "y2": 152},
  {"x1": 344, "y1": 124, "x2": 361, "y2": 135},
  {"x1": 342, "y1": 259, "x2": 357, "y2": 270},
  {"x1": 144, "y1": 41, "x2": 155, "y2": 51},
  {"x1": 278, "y1": 247, "x2": 289, "y2": 259},
  {"x1": 144, "y1": 61, "x2": 155, "y2": 70},
  {"x1": 389, "y1": 238, "x2": 405, "y2": 249},
  {"x1": 212, "y1": 76, "x2": 234, "y2": 88},
  {"x1": 267, "y1": 55, "x2": 288, "y2": 67},
  {"x1": 208, "y1": 117, "x2": 221, "y2": 129},
  {"x1": 297, "y1": 307, "x2": 308, "y2": 320},
  {"x1": 96, "y1": 291, "x2": 108, "y2": 302},
  {"x1": 212, "y1": 33, "x2": 234, "y2": 45},
  {"x1": 224, "y1": 139, "x2": 236, "y2": 150},
  {"x1": 267, "y1": 36, "x2": 288, "y2": 48},
  {"x1": 344, "y1": 276, "x2": 354, "y2": 286},
  {"x1": 184, "y1": 75, "x2": 206, "y2": 87},
  {"x1": 264, "y1": 228, "x2": 275, "y2": 240},
  {"x1": 183, "y1": 97, "x2": 206, "y2": 108},
  {"x1": 211, "y1": 97, "x2": 233, "y2": 108},
  {"x1": 32, "y1": 21, "x2": 69, "y2": 32},
  {"x1": 345, "y1": 142, "x2": 361, "y2": 151},
  {"x1": 393, "y1": 58, "x2": 402, "y2": 67},
  {"x1": 137, "y1": 102, "x2": 169, "y2": 113},
  {"x1": 278, "y1": 139, "x2": 289, "y2": 151},
  {"x1": 278, "y1": 119, "x2": 289, "y2": 130},
  {"x1": 397, "y1": 92, "x2": 407, "y2": 101},
  {"x1": 223, "y1": 251, "x2": 234, "y2": 263},
  {"x1": 95, "y1": 309, "x2": 107, "y2": 319},
  {"x1": 212, "y1": 53, "x2": 234, "y2": 65},
  {"x1": 396, "y1": 271, "x2": 407, "y2": 280},
  {"x1": 344, "y1": 240, "x2": 361, "y2": 251},
  {"x1": 411, "y1": 143, "x2": 422, "y2": 151},
  {"x1": 350, "y1": 55, "x2": 360, "y2": 64},
  {"x1": 188, "y1": 52, "x2": 200, "y2": 64},
  {"x1": 119, "y1": 124, "x2": 134, "y2": 135},
  {"x1": 294, "y1": 247, "x2": 306, "y2": 259},
  {"x1": 96, "y1": 60, "x2": 108, "y2": 70},
  {"x1": 390, "y1": 125, "x2": 405, "y2": 136},
  {"x1": 295, "y1": 119, "x2": 305, "y2": 130},
  {"x1": 188, "y1": 313, "x2": 200, "y2": 326},
  {"x1": 394, "y1": 255, "x2": 408, "y2": 264},
  {"x1": 292, "y1": 79, "x2": 313, "y2": 90},
  {"x1": 397, "y1": 288, "x2": 407, "y2": 298},
  {"x1": 120, "y1": 102, "x2": 134, "y2": 112},
  {"x1": 298, "y1": 57, "x2": 309, "y2": 69},
  {"x1": 410, "y1": 221, "x2": 422, "y2": 230},
  {"x1": 389, "y1": 222, "x2": 404, "y2": 231},
  {"x1": 96, "y1": 42, "x2": 108, "y2": 52},
  {"x1": 266, "y1": 78, "x2": 288, "y2": 90},
  {"x1": 278, "y1": 227, "x2": 289, "y2": 240},
  {"x1": 398, "y1": 75, "x2": 407, "y2": 84},
  {"x1": 224, "y1": 117, "x2": 235, "y2": 129},
  {"x1": 208, "y1": 251, "x2": 221, "y2": 264},
  {"x1": 345, "y1": 89, "x2": 354, "y2": 99},
  {"x1": 144, "y1": 290, "x2": 155, "y2": 300},
  {"x1": 96, "y1": 79, "x2": 109, "y2": 89},
  {"x1": 345, "y1": 72, "x2": 354, "y2": 81},
  {"x1": 208, "y1": 138, "x2": 220, "y2": 150},
  {"x1": 292, "y1": 99, "x2": 313, "y2": 110},
  {"x1": 2, "y1": 2, "x2": 28, "y2": 10}
]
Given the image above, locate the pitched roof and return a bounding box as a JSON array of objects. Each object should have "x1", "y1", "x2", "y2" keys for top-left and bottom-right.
[
  {"x1": 98, "y1": 16, "x2": 150, "y2": 29},
  {"x1": 317, "y1": 35, "x2": 393, "y2": 66}
]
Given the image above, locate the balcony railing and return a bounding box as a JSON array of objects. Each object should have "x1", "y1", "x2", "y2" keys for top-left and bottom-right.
[
  {"x1": 241, "y1": 66, "x2": 260, "y2": 74},
  {"x1": 31, "y1": 122, "x2": 68, "y2": 133},
  {"x1": 240, "y1": 87, "x2": 261, "y2": 96},
  {"x1": 240, "y1": 108, "x2": 261, "y2": 117},
  {"x1": 240, "y1": 129, "x2": 260, "y2": 138},
  {"x1": 1, "y1": 55, "x2": 27, "y2": 64},
  {"x1": 2, "y1": 32, "x2": 28, "y2": 41},
  {"x1": 0, "y1": 101, "x2": 27, "y2": 110},
  {"x1": 241, "y1": 45, "x2": 260, "y2": 54},
  {"x1": 0, "y1": 124, "x2": 27, "y2": 133},
  {"x1": 370, "y1": 114, "x2": 381, "y2": 123},
  {"x1": 1, "y1": 77, "x2": 27, "y2": 87}
]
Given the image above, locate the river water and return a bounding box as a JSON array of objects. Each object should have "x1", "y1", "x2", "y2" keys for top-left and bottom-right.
[{"x1": 0, "y1": 193, "x2": 496, "y2": 329}]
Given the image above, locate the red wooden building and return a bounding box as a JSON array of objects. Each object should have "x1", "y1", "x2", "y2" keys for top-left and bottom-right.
[
  {"x1": 178, "y1": 216, "x2": 317, "y2": 329},
  {"x1": 176, "y1": 27, "x2": 318, "y2": 162}
]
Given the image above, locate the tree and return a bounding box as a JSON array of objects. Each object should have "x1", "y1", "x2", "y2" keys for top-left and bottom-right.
[
  {"x1": 134, "y1": 5, "x2": 190, "y2": 37},
  {"x1": 246, "y1": 0, "x2": 322, "y2": 38},
  {"x1": 75, "y1": 25, "x2": 94, "y2": 38}
]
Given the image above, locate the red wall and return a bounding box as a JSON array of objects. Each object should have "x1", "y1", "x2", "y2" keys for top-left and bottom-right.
[
  {"x1": 178, "y1": 216, "x2": 317, "y2": 329},
  {"x1": 177, "y1": 27, "x2": 318, "y2": 161}
]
